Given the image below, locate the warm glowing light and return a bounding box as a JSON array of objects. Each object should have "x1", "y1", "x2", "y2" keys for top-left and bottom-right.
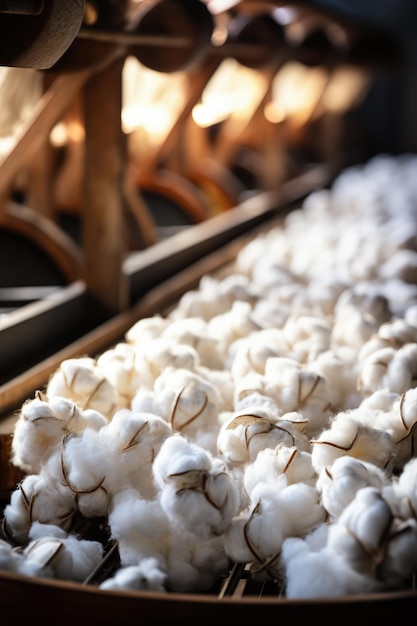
[
  {"x1": 322, "y1": 66, "x2": 370, "y2": 113},
  {"x1": 192, "y1": 59, "x2": 267, "y2": 128},
  {"x1": 271, "y1": 61, "x2": 329, "y2": 125},
  {"x1": 264, "y1": 101, "x2": 286, "y2": 124},
  {"x1": 122, "y1": 56, "x2": 186, "y2": 136},
  {"x1": 50, "y1": 121, "x2": 85, "y2": 146}
]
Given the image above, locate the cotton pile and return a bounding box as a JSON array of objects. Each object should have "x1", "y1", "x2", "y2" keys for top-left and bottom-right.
[{"x1": 4, "y1": 153, "x2": 417, "y2": 598}]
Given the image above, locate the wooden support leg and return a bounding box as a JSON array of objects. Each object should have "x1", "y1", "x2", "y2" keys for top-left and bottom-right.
[{"x1": 83, "y1": 56, "x2": 129, "y2": 316}]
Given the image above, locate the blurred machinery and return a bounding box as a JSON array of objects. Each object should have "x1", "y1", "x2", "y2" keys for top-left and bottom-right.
[{"x1": 0, "y1": 0, "x2": 413, "y2": 390}]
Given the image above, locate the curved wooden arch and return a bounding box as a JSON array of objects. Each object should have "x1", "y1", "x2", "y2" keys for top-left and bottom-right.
[{"x1": 0, "y1": 201, "x2": 83, "y2": 283}]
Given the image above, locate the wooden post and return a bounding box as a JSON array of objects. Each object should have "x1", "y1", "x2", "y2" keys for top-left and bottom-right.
[{"x1": 83, "y1": 56, "x2": 129, "y2": 316}]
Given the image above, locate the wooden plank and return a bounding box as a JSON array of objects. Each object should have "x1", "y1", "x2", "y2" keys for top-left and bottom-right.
[{"x1": 83, "y1": 56, "x2": 129, "y2": 314}]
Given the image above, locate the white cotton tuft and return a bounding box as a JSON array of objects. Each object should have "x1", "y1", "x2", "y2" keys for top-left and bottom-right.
[
  {"x1": 150, "y1": 367, "x2": 221, "y2": 454},
  {"x1": 3, "y1": 474, "x2": 76, "y2": 543},
  {"x1": 316, "y1": 455, "x2": 388, "y2": 519},
  {"x1": 24, "y1": 522, "x2": 104, "y2": 582},
  {"x1": 311, "y1": 412, "x2": 393, "y2": 475},
  {"x1": 281, "y1": 531, "x2": 377, "y2": 598},
  {"x1": 11, "y1": 392, "x2": 107, "y2": 474},
  {"x1": 244, "y1": 444, "x2": 317, "y2": 497},
  {"x1": 99, "y1": 560, "x2": 167, "y2": 592},
  {"x1": 153, "y1": 435, "x2": 240, "y2": 539},
  {"x1": 46, "y1": 357, "x2": 121, "y2": 419}
]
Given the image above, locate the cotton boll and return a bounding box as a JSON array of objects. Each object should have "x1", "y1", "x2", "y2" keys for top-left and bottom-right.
[
  {"x1": 153, "y1": 435, "x2": 240, "y2": 540},
  {"x1": 261, "y1": 481, "x2": 325, "y2": 539},
  {"x1": 233, "y1": 371, "x2": 273, "y2": 406},
  {"x1": 225, "y1": 481, "x2": 325, "y2": 581},
  {"x1": 108, "y1": 488, "x2": 228, "y2": 593},
  {"x1": 0, "y1": 538, "x2": 30, "y2": 574},
  {"x1": 141, "y1": 337, "x2": 200, "y2": 380},
  {"x1": 131, "y1": 387, "x2": 162, "y2": 415},
  {"x1": 309, "y1": 350, "x2": 360, "y2": 412},
  {"x1": 109, "y1": 489, "x2": 170, "y2": 573},
  {"x1": 96, "y1": 343, "x2": 143, "y2": 406},
  {"x1": 46, "y1": 357, "x2": 121, "y2": 419},
  {"x1": 206, "y1": 300, "x2": 261, "y2": 358},
  {"x1": 358, "y1": 343, "x2": 417, "y2": 396},
  {"x1": 332, "y1": 290, "x2": 391, "y2": 353},
  {"x1": 281, "y1": 531, "x2": 377, "y2": 598},
  {"x1": 217, "y1": 407, "x2": 310, "y2": 467},
  {"x1": 327, "y1": 487, "x2": 393, "y2": 576},
  {"x1": 3, "y1": 475, "x2": 77, "y2": 543},
  {"x1": 24, "y1": 522, "x2": 104, "y2": 582},
  {"x1": 316, "y1": 455, "x2": 388, "y2": 519},
  {"x1": 380, "y1": 249, "x2": 417, "y2": 284},
  {"x1": 311, "y1": 413, "x2": 393, "y2": 475},
  {"x1": 196, "y1": 366, "x2": 234, "y2": 412},
  {"x1": 229, "y1": 328, "x2": 288, "y2": 381},
  {"x1": 243, "y1": 444, "x2": 317, "y2": 497},
  {"x1": 405, "y1": 304, "x2": 417, "y2": 328},
  {"x1": 169, "y1": 273, "x2": 254, "y2": 322},
  {"x1": 375, "y1": 517, "x2": 417, "y2": 587},
  {"x1": 151, "y1": 367, "x2": 221, "y2": 454},
  {"x1": 371, "y1": 387, "x2": 417, "y2": 470},
  {"x1": 99, "y1": 560, "x2": 167, "y2": 592},
  {"x1": 125, "y1": 315, "x2": 169, "y2": 345},
  {"x1": 384, "y1": 457, "x2": 417, "y2": 520},
  {"x1": 11, "y1": 392, "x2": 108, "y2": 474},
  {"x1": 357, "y1": 346, "x2": 396, "y2": 395},
  {"x1": 223, "y1": 495, "x2": 287, "y2": 578},
  {"x1": 165, "y1": 533, "x2": 230, "y2": 593},
  {"x1": 378, "y1": 318, "x2": 417, "y2": 346},
  {"x1": 263, "y1": 358, "x2": 334, "y2": 436},
  {"x1": 250, "y1": 295, "x2": 291, "y2": 329},
  {"x1": 101, "y1": 409, "x2": 172, "y2": 498},
  {"x1": 357, "y1": 335, "x2": 395, "y2": 363},
  {"x1": 283, "y1": 314, "x2": 331, "y2": 363},
  {"x1": 45, "y1": 430, "x2": 111, "y2": 519},
  {"x1": 161, "y1": 317, "x2": 222, "y2": 370}
]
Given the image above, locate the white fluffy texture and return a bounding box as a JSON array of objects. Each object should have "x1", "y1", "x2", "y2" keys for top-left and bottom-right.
[
  {"x1": 23, "y1": 522, "x2": 104, "y2": 582},
  {"x1": 356, "y1": 387, "x2": 417, "y2": 470},
  {"x1": 99, "y1": 409, "x2": 173, "y2": 499},
  {"x1": 206, "y1": 300, "x2": 261, "y2": 362},
  {"x1": 281, "y1": 526, "x2": 378, "y2": 598},
  {"x1": 99, "y1": 560, "x2": 167, "y2": 592},
  {"x1": 327, "y1": 487, "x2": 417, "y2": 585},
  {"x1": 224, "y1": 481, "x2": 325, "y2": 579},
  {"x1": 161, "y1": 316, "x2": 223, "y2": 370},
  {"x1": 169, "y1": 273, "x2": 256, "y2": 323},
  {"x1": 46, "y1": 357, "x2": 122, "y2": 419},
  {"x1": 316, "y1": 455, "x2": 388, "y2": 519},
  {"x1": 12, "y1": 392, "x2": 107, "y2": 474},
  {"x1": 34, "y1": 410, "x2": 172, "y2": 519},
  {"x1": 311, "y1": 412, "x2": 393, "y2": 475},
  {"x1": 383, "y1": 457, "x2": 417, "y2": 520},
  {"x1": 108, "y1": 488, "x2": 229, "y2": 592},
  {"x1": 3, "y1": 474, "x2": 76, "y2": 543},
  {"x1": 262, "y1": 357, "x2": 334, "y2": 436},
  {"x1": 96, "y1": 343, "x2": 143, "y2": 406},
  {"x1": 229, "y1": 328, "x2": 289, "y2": 381},
  {"x1": 282, "y1": 314, "x2": 332, "y2": 363},
  {"x1": 358, "y1": 343, "x2": 417, "y2": 396},
  {"x1": 244, "y1": 444, "x2": 317, "y2": 497},
  {"x1": 217, "y1": 407, "x2": 310, "y2": 466},
  {"x1": 125, "y1": 315, "x2": 169, "y2": 346},
  {"x1": 0, "y1": 539, "x2": 33, "y2": 575},
  {"x1": 134, "y1": 367, "x2": 221, "y2": 454},
  {"x1": 331, "y1": 290, "x2": 391, "y2": 354},
  {"x1": 153, "y1": 435, "x2": 240, "y2": 539}
]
